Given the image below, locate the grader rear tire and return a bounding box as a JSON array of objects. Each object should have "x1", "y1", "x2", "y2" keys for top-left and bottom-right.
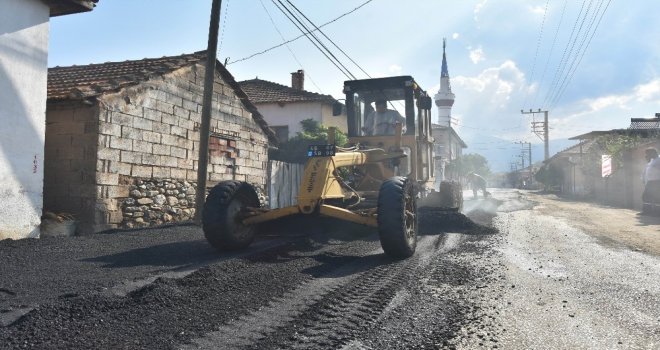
[
  {"x1": 202, "y1": 181, "x2": 260, "y2": 251},
  {"x1": 377, "y1": 176, "x2": 417, "y2": 259}
]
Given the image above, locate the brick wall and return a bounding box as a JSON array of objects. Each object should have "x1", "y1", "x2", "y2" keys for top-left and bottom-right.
[
  {"x1": 89, "y1": 64, "x2": 269, "y2": 231},
  {"x1": 96, "y1": 65, "x2": 267, "y2": 231},
  {"x1": 43, "y1": 104, "x2": 98, "y2": 234}
]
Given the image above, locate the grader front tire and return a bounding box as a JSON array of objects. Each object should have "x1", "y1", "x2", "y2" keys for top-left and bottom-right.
[
  {"x1": 202, "y1": 181, "x2": 260, "y2": 251},
  {"x1": 377, "y1": 176, "x2": 418, "y2": 259}
]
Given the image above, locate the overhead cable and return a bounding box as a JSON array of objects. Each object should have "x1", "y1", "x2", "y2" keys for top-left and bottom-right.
[
  {"x1": 257, "y1": 0, "x2": 324, "y2": 92},
  {"x1": 521, "y1": 0, "x2": 550, "y2": 110},
  {"x1": 228, "y1": 0, "x2": 374, "y2": 65},
  {"x1": 545, "y1": 0, "x2": 597, "y2": 108},
  {"x1": 549, "y1": 0, "x2": 613, "y2": 109},
  {"x1": 271, "y1": 0, "x2": 356, "y2": 79},
  {"x1": 284, "y1": 0, "x2": 371, "y2": 79}
]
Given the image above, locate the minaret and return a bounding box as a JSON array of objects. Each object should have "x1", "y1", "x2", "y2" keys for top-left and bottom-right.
[{"x1": 434, "y1": 38, "x2": 455, "y2": 126}]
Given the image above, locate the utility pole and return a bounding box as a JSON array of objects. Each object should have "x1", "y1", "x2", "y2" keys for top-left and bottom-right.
[
  {"x1": 521, "y1": 109, "x2": 549, "y2": 161},
  {"x1": 516, "y1": 141, "x2": 532, "y2": 187},
  {"x1": 195, "y1": 0, "x2": 223, "y2": 224}
]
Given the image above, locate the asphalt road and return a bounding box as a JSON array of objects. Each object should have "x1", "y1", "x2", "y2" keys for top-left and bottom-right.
[{"x1": 1, "y1": 189, "x2": 658, "y2": 349}]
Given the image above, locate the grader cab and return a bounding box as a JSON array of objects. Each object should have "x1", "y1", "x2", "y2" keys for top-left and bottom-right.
[{"x1": 203, "y1": 76, "x2": 456, "y2": 259}]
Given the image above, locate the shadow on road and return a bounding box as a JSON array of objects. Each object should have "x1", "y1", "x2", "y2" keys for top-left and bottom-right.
[{"x1": 81, "y1": 239, "x2": 221, "y2": 268}]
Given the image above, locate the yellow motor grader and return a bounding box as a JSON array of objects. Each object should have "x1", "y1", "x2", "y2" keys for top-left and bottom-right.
[{"x1": 203, "y1": 76, "x2": 459, "y2": 259}]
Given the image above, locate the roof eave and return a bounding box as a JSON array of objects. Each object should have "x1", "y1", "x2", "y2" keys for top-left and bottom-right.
[{"x1": 46, "y1": 0, "x2": 97, "y2": 17}]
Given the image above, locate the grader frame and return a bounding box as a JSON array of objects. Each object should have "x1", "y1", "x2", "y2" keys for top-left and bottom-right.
[{"x1": 202, "y1": 76, "x2": 441, "y2": 259}]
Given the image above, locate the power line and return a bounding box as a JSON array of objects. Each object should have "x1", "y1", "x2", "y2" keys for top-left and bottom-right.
[
  {"x1": 542, "y1": 0, "x2": 589, "y2": 108},
  {"x1": 272, "y1": 0, "x2": 356, "y2": 79},
  {"x1": 284, "y1": 0, "x2": 371, "y2": 79},
  {"x1": 522, "y1": 0, "x2": 549, "y2": 110},
  {"x1": 549, "y1": 0, "x2": 612, "y2": 109},
  {"x1": 228, "y1": 0, "x2": 374, "y2": 65},
  {"x1": 547, "y1": 0, "x2": 600, "y2": 108},
  {"x1": 218, "y1": 0, "x2": 231, "y2": 51},
  {"x1": 257, "y1": 0, "x2": 324, "y2": 92},
  {"x1": 531, "y1": 0, "x2": 567, "y2": 108}
]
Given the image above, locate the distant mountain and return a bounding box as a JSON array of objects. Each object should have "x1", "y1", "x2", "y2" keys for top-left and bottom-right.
[{"x1": 459, "y1": 133, "x2": 577, "y2": 172}]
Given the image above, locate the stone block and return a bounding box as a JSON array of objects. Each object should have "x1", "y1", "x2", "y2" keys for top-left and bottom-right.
[
  {"x1": 182, "y1": 99, "x2": 198, "y2": 112},
  {"x1": 110, "y1": 136, "x2": 133, "y2": 151},
  {"x1": 110, "y1": 112, "x2": 133, "y2": 126},
  {"x1": 177, "y1": 118, "x2": 195, "y2": 130},
  {"x1": 209, "y1": 172, "x2": 227, "y2": 182},
  {"x1": 153, "y1": 167, "x2": 171, "y2": 179},
  {"x1": 132, "y1": 165, "x2": 153, "y2": 177},
  {"x1": 160, "y1": 155, "x2": 178, "y2": 168},
  {"x1": 142, "y1": 130, "x2": 161, "y2": 143},
  {"x1": 120, "y1": 151, "x2": 142, "y2": 164},
  {"x1": 142, "y1": 154, "x2": 159, "y2": 166},
  {"x1": 143, "y1": 107, "x2": 162, "y2": 122},
  {"x1": 164, "y1": 93, "x2": 183, "y2": 107},
  {"x1": 171, "y1": 147, "x2": 187, "y2": 159},
  {"x1": 137, "y1": 198, "x2": 153, "y2": 205},
  {"x1": 155, "y1": 100, "x2": 175, "y2": 114},
  {"x1": 170, "y1": 168, "x2": 186, "y2": 180},
  {"x1": 99, "y1": 121, "x2": 121, "y2": 136},
  {"x1": 152, "y1": 122, "x2": 171, "y2": 134},
  {"x1": 189, "y1": 112, "x2": 201, "y2": 124},
  {"x1": 176, "y1": 138, "x2": 193, "y2": 150},
  {"x1": 133, "y1": 140, "x2": 153, "y2": 153},
  {"x1": 153, "y1": 144, "x2": 171, "y2": 156},
  {"x1": 161, "y1": 134, "x2": 178, "y2": 147},
  {"x1": 173, "y1": 104, "x2": 190, "y2": 118},
  {"x1": 117, "y1": 162, "x2": 132, "y2": 175},
  {"x1": 178, "y1": 158, "x2": 194, "y2": 169},
  {"x1": 121, "y1": 126, "x2": 143, "y2": 140},
  {"x1": 161, "y1": 113, "x2": 178, "y2": 125},
  {"x1": 133, "y1": 117, "x2": 153, "y2": 131},
  {"x1": 186, "y1": 170, "x2": 197, "y2": 181},
  {"x1": 98, "y1": 147, "x2": 120, "y2": 162},
  {"x1": 171, "y1": 125, "x2": 187, "y2": 138},
  {"x1": 96, "y1": 173, "x2": 119, "y2": 186}
]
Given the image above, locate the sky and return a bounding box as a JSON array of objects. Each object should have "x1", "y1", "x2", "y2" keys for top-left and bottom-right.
[{"x1": 49, "y1": 0, "x2": 660, "y2": 170}]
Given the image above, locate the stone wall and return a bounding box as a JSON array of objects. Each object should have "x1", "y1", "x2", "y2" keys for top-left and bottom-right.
[
  {"x1": 122, "y1": 178, "x2": 197, "y2": 228},
  {"x1": 46, "y1": 63, "x2": 270, "y2": 234}
]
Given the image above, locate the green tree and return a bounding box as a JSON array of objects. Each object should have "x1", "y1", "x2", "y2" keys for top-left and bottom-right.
[
  {"x1": 269, "y1": 119, "x2": 348, "y2": 164},
  {"x1": 534, "y1": 163, "x2": 563, "y2": 190},
  {"x1": 447, "y1": 153, "x2": 491, "y2": 178}
]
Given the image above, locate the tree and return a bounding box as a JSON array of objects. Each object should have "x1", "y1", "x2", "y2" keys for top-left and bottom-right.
[
  {"x1": 534, "y1": 163, "x2": 564, "y2": 191},
  {"x1": 269, "y1": 119, "x2": 348, "y2": 164},
  {"x1": 446, "y1": 153, "x2": 491, "y2": 178}
]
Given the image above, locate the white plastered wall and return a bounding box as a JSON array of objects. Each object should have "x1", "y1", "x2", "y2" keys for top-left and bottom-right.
[{"x1": 0, "y1": 0, "x2": 50, "y2": 239}]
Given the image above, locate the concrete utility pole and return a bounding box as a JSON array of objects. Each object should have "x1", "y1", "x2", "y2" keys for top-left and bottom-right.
[
  {"x1": 195, "y1": 0, "x2": 223, "y2": 224},
  {"x1": 521, "y1": 109, "x2": 549, "y2": 161},
  {"x1": 516, "y1": 141, "x2": 532, "y2": 187}
]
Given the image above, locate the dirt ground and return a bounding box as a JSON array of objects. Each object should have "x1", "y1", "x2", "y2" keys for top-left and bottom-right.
[{"x1": 527, "y1": 192, "x2": 660, "y2": 256}]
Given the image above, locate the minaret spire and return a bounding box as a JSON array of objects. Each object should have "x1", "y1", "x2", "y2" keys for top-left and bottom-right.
[
  {"x1": 441, "y1": 38, "x2": 449, "y2": 78},
  {"x1": 434, "y1": 37, "x2": 455, "y2": 126}
]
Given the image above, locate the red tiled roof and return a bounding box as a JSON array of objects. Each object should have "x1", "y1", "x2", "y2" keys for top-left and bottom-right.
[
  {"x1": 239, "y1": 78, "x2": 336, "y2": 104},
  {"x1": 47, "y1": 51, "x2": 278, "y2": 144},
  {"x1": 48, "y1": 52, "x2": 207, "y2": 101}
]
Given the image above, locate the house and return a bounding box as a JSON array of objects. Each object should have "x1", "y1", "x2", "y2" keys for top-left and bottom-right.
[
  {"x1": 544, "y1": 117, "x2": 659, "y2": 210},
  {"x1": 0, "y1": 0, "x2": 98, "y2": 240},
  {"x1": 239, "y1": 70, "x2": 347, "y2": 142},
  {"x1": 45, "y1": 52, "x2": 277, "y2": 234},
  {"x1": 432, "y1": 124, "x2": 467, "y2": 185}
]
